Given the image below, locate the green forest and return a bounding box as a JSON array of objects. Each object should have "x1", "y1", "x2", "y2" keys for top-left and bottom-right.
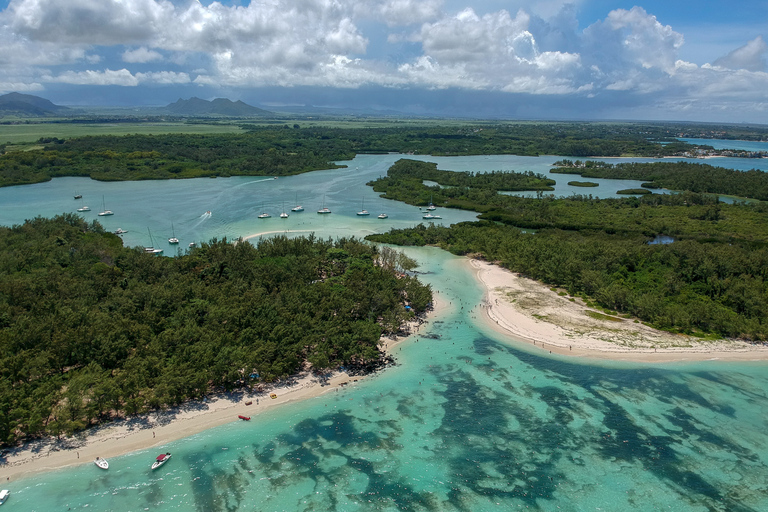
[
  {"x1": 0, "y1": 123, "x2": 697, "y2": 188},
  {"x1": 552, "y1": 160, "x2": 768, "y2": 201},
  {"x1": 0, "y1": 215, "x2": 431, "y2": 446},
  {"x1": 367, "y1": 160, "x2": 768, "y2": 341}
]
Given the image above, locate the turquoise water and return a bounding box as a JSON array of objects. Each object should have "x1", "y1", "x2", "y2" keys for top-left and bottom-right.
[
  {"x1": 681, "y1": 138, "x2": 768, "y2": 153},
  {"x1": 2, "y1": 153, "x2": 768, "y2": 511}
]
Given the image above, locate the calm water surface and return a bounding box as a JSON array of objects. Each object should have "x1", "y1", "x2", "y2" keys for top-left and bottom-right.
[{"x1": 2, "y1": 152, "x2": 767, "y2": 511}]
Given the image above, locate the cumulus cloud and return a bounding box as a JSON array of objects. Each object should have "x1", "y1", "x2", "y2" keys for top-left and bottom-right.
[
  {"x1": 376, "y1": 0, "x2": 442, "y2": 26},
  {"x1": 0, "y1": 0, "x2": 767, "y2": 120},
  {"x1": 44, "y1": 68, "x2": 190, "y2": 86},
  {"x1": 713, "y1": 36, "x2": 767, "y2": 72},
  {"x1": 123, "y1": 47, "x2": 163, "y2": 63}
]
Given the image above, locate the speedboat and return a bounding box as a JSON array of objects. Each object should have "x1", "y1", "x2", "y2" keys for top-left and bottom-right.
[
  {"x1": 189, "y1": 242, "x2": 196, "y2": 248},
  {"x1": 94, "y1": 457, "x2": 109, "y2": 470},
  {"x1": 151, "y1": 452, "x2": 171, "y2": 470},
  {"x1": 114, "y1": 228, "x2": 127, "y2": 235},
  {"x1": 422, "y1": 213, "x2": 442, "y2": 220},
  {"x1": 77, "y1": 205, "x2": 90, "y2": 212},
  {"x1": 0, "y1": 489, "x2": 8, "y2": 504},
  {"x1": 377, "y1": 213, "x2": 388, "y2": 219}
]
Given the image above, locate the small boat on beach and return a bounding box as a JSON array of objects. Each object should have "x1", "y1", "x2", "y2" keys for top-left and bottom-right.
[
  {"x1": 151, "y1": 452, "x2": 171, "y2": 470},
  {"x1": 270, "y1": 393, "x2": 277, "y2": 399},
  {"x1": 94, "y1": 457, "x2": 109, "y2": 470},
  {"x1": 0, "y1": 489, "x2": 8, "y2": 505},
  {"x1": 238, "y1": 415, "x2": 251, "y2": 421}
]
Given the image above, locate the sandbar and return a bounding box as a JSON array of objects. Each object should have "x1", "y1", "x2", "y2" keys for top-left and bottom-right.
[{"x1": 468, "y1": 258, "x2": 768, "y2": 363}]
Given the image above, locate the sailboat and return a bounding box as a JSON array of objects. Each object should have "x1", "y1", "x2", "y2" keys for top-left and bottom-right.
[
  {"x1": 280, "y1": 202, "x2": 289, "y2": 219},
  {"x1": 356, "y1": 199, "x2": 370, "y2": 216},
  {"x1": 145, "y1": 228, "x2": 163, "y2": 254},
  {"x1": 76, "y1": 198, "x2": 90, "y2": 212},
  {"x1": 291, "y1": 194, "x2": 304, "y2": 212},
  {"x1": 97, "y1": 196, "x2": 113, "y2": 216},
  {"x1": 258, "y1": 202, "x2": 271, "y2": 218},
  {"x1": 426, "y1": 194, "x2": 436, "y2": 211},
  {"x1": 168, "y1": 223, "x2": 179, "y2": 244},
  {"x1": 317, "y1": 195, "x2": 331, "y2": 214},
  {"x1": 74, "y1": 193, "x2": 82, "y2": 200}
]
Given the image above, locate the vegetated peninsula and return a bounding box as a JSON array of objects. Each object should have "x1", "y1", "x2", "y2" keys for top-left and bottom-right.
[
  {"x1": 0, "y1": 215, "x2": 432, "y2": 446},
  {"x1": 367, "y1": 159, "x2": 768, "y2": 342}
]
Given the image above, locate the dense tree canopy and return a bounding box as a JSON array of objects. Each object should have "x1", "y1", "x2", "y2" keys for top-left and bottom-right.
[
  {"x1": 0, "y1": 123, "x2": 698, "y2": 187},
  {"x1": 367, "y1": 159, "x2": 768, "y2": 342},
  {"x1": 0, "y1": 215, "x2": 431, "y2": 445}
]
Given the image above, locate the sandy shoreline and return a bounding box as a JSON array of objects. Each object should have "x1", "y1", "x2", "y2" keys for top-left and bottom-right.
[
  {"x1": 0, "y1": 286, "x2": 445, "y2": 483},
  {"x1": 468, "y1": 258, "x2": 768, "y2": 363}
]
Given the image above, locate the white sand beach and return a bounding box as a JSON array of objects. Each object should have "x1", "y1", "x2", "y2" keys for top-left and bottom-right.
[
  {"x1": 0, "y1": 285, "x2": 445, "y2": 483},
  {"x1": 468, "y1": 258, "x2": 768, "y2": 362}
]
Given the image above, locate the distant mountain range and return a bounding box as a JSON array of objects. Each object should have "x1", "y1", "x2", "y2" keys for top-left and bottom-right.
[
  {"x1": 164, "y1": 97, "x2": 272, "y2": 117},
  {"x1": 0, "y1": 92, "x2": 69, "y2": 116}
]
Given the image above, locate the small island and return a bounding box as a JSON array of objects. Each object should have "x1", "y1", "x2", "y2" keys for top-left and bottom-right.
[{"x1": 567, "y1": 181, "x2": 599, "y2": 187}]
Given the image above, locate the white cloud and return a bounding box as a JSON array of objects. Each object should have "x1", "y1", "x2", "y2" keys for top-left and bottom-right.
[
  {"x1": 48, "y1": 68, "x2": 140, "y2": 86},
  {"x1": 123, "y1": 47, "x2": 163, "y2": 63},
  {"x1": 377, "y1": 0, "x2": 442, "y2": 26},
  {"x1": 44, "y1": 68, "x2": 191, "y2": 86},
  {"x1": 0, "y1": 82, "x2": 44, "y2": 94},
  {"x1": 713, "y1": 36, "x2": 767, "y2": 72},
  {"x1": 0, "y1": 0, "x2": 766, "y2": 120}
]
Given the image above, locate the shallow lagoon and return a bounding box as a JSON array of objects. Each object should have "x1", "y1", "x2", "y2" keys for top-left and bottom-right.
[{"x1": 2, "y1": 152, "x2": 768, "y2": 511}]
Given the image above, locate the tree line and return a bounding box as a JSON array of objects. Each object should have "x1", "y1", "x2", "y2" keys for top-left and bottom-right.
[{"x1": 0, "y1": 123, "x2": 703, "y2": 188}]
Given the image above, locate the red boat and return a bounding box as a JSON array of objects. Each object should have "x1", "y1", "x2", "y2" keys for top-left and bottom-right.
[
  {"x1": 238, "y1": 415, "x2": 250, "y2": 421},
  {"x1": 151, "y1": 452, "x2": 171, "y2": 470}
]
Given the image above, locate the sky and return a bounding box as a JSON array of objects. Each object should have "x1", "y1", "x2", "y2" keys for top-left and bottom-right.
[{"x1": 0, "y1": 0, "x2": 766, "y2": 122}]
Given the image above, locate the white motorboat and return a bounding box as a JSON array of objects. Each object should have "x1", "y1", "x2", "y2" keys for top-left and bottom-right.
[
  {"x1": 77, "y1": 205, "x2": 91, "y2": 212},
  {"x1": 422, "y1": 213, "x2": 442, "y2": 220},
  {"x1": 0, "y1": 489, "x2": 9, "y2": 504},
  {"x1": 94, "y1": 457, "x2": 109, "y2": 470},
  {"x1": 151, "y1": 452, "x2": 171, "y2": 470},
  {"x1": 377, "y1": 213, "x2": 388, "y2": 219},
  {"x1": 114, "y1": 228, "x2": 127, "y2": 235}
]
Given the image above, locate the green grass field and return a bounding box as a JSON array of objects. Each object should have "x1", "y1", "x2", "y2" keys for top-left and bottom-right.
[{"x1": 0, "y1": 122, "x2": 245, "y2": 145}]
